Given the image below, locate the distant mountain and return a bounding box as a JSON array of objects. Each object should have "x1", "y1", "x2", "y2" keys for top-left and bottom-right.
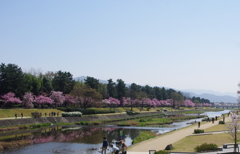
[
  {"x1": 182, "y1": 89, "x2": 237, "y2": 97},
  {"x1": 182, "y1": 90, "x2": 238, "y2": 103}
]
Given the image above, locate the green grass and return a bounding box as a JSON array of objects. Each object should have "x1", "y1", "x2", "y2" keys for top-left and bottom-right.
[
  {"x1": 205, "y1": 123, "x2": 228, "y2": 132},
  {"x1": 132, "y1": 131, "x2": 157, "y2": 144},
  {"x1": 0, "y1": 109, "x2": 63, "y2": 118},
  {"x1": 170, "y1": 133, "x2": 233, "y2": 152},
  {"x1": 118, "y1": 117, "x2": 172, "y2": 126}
]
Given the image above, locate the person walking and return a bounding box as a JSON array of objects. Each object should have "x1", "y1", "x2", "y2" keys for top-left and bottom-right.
[
  {"x1": 198, "y1": 122, "x2": 200, "y2": 128},
  {"x1": 101, "y1": 137, "x2": 108, "y2": 154},
  {"x1": 121, "y1": 139, "x2": 127, "y2": 154}
]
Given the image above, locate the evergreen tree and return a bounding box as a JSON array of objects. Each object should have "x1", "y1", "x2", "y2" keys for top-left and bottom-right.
[
  {"x1": 0, "y1": 63, "x2": 24, "y2": 96},
  {"x1": 52, "y1": 71, "x2": 75, "y2": 94}
]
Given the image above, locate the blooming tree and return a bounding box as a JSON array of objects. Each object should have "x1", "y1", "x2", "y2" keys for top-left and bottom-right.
[
  {"x1": 108, "y1": 97, "x2": 120, "y2": 107},
  {"x1": 75, "y1": 96, "x2": 84, "y2": 108},
  {"x1": 64, "y1": 94, "x2": 76, "y2": 107},
  {"x1": 34, "y1": 95, "x2": 54, "y2": 108},
  {"x1": 1, "y1": 92, "x2": 22, "y2": 107},
  {"x1": 227, "y1": 112, "x2": 240, "y2": 152},
  {"x1": 184, "y1": 99, "x2": 195, "y2": 107},
  {"x1": 50, "y1": 91, "x2": 65, "y2": 108},
  {"x1": 22, "y1": 92, "x2": 34, "y2": 108},
  {"x1": 122, "y1": 97, "x2": 131, "y2": 106},
  {"x1": 102, "y1": 99, "x2": 111, "y2": 107}
]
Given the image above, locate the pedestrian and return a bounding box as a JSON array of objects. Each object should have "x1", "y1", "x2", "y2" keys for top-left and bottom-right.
[
  {"x1": 198, "y1": 122, "x2": 200, "y2": 128},
  {"x1": 212, "y1": 117, "x2": 214, "y2": 124},
  {"x1": 121, "y1": 139, "x2": 127, "y2": 154},
  {"x1": 101, "y1": 137, "x2": 108, "y2": 154},
  {"x1": 110, "y1": 144, "x2": 119, "y2": 154}
]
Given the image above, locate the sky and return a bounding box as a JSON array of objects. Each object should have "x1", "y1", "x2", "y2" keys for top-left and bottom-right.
[{"x1": 1, "y1": 0, "x2": 240, "y2": 96}]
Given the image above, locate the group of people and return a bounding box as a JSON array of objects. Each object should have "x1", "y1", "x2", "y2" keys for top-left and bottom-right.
[{"x1": 101, "y1": 137, "x2": 127, "y2": 154}]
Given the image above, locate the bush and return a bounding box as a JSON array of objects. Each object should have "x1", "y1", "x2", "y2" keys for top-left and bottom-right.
[
  {"x1": 218, "y1": 121, "x2": 225, "y2": 124},
  {"x1": 79, "y1": 121, "x2": 89, "y2": 125},
  {"x1": 194, "y1": 143, "x2": 218, "y2": 152},
  {"x1": 127, "y1": 111, "x2": 140, "y2": 115},
  {"x1": 155, "y1": 150, "x2": 169, "y2": 154},
  {"x1": 62, "y1": 112, "x2": 82, "y2": 117},
  {"x1": 194, "y1": 129, "x2": 204, "y2": 134},
  {"x1": 139, "y1": 118, "x2": 147, "y2": 122},
  {"x1": 61, "y1": 107, "x2": 115, "y2": 115},
  {"x1": 29, "y1": 123, "x2": 51, "y2": 128},
  {"x1": 31, "y1": 112, "x2": 42, "y2": 118}
]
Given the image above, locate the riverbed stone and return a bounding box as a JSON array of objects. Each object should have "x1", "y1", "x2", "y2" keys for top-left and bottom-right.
[{"x1": 165, "y1": 144, "x2": 173, "y2": 150}]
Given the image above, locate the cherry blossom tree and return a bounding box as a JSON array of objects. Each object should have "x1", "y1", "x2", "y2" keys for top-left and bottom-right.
[
  {"x1": 102, "y1": 99, "x2": 111, "y2": 107},
  {"x1": 122, "y1": 97, "x2": 131, "y2": 106},
  {"x1": 34, "y1": 95, "x2": 54, "y2": 108},
  {"x1": 227, "y1": 112, "x2": 240, "y2": 152},
  {"x1": 1, "y1": 92, "x2": 22, "y2": 107},
  {"x1": 75, "y1": 96, "x2": 83, "y2": 108},
  {"x1": 108, "y1": 97, "x2": 120, "y2": 107},
  {"x1": 64, "y1": 94, "x2": 76, "y2": 107},
  {"x1": 141, "y1": 98, "x2": 151, "y2": 108},
  {"x1": 22, "y1": 92, "x2": 35, "y2": 108},
  {"x1": 50, "y1": 91, "x2": 65, "y2": 108},
  {"x1": 184, "y1": 99, "x2": 195, "y2": 107}
]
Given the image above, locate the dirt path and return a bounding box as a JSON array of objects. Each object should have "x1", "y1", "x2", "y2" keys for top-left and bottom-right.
[{"x1": 128, "y1": 117, "x2": 230, "y2": 152}]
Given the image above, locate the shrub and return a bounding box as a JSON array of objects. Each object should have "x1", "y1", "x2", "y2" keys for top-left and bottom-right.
[
  {"x1": 218, "y1": 121, "x2": 225, "y2": 124},
  {"x1": 194, "y1": 143, "x2": 218, "y2": 152},
  {"x1": 57, "y1": 107, "x2": 67, "y2": 111},
  {"x1": 62, "y1": 112, "x2": 82, "y2": 117},
  {"x1": 31, "y1": 112, "x2": 42, "y2": 118},
  {"x1": 194, "y1": 129, "x2": 204, "y2": 134},
  {"x1": 155, "y1": 150, "x2": 169, "y2": 154},
  {"x1": 80, "y1": 121, "x2": 89, "y2": 125},
  {"x1": 139, "y1": 118, "x2": 147, "y2": 122},
  {"x1": 127, "y1": 111, "x2": 140, "y2": 115},
  {"x1": 62, "y1": 108, "x2": 115, "y2": 115},
  {"x1": 29, "y1": 123, "x2": 51, "y2": 128}
]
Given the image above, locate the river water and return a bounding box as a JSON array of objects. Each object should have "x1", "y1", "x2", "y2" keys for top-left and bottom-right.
[{"x1": 1, "y1": 110, "x2": 230, "y2": 154}]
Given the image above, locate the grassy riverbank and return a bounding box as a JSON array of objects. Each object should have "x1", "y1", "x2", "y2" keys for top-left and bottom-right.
[
  {"x1": 0, "y1": 109, "x2": 63, "y2": 118},
  {"x1": 169, "y1": 118, "x2": 231, "y2": 152}
]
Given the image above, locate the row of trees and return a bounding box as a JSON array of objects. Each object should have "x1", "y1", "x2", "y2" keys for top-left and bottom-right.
[
  {"x1": 0, "y1": 63, "x2": 212, "y2": 109},
  {"x1": 1, "y1": 91, "x2": 212, "y2": 109}
]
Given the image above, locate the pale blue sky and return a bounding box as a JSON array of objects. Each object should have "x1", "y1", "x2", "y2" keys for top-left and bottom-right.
[{"x1": 1, "y1": 0, "x2": 240, "y2": 95}]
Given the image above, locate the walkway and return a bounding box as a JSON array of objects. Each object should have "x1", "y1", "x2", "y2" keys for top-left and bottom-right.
[{"x1": 128, "y1": 117, "x2": 232, "y2": 153}]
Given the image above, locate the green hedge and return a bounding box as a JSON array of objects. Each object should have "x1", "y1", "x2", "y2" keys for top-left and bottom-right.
[
  {"x1": 57, "y1": 107, "x2": 115, "y2": 115},
  {"x1": 155, "y1": 150, "x2": 169, "y2": 154},
  {"x1": 218, "y1": 121, "x2": 225, "y2": 124},
  {"x1": 194, "y1": 129, "x2": 204, "y2": 134},
  {"x1": 194, "y1": 143, "x2": 218, "y2": 152}
]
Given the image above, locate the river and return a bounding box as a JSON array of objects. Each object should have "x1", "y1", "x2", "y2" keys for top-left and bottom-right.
[{"x1": 1, "y1": 110, "x2": 230, "y2": 154}]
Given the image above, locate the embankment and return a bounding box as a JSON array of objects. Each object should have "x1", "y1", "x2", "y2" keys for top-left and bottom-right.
[{"x1": 0, "y1": 112, "x2": 162, "y2": 127}]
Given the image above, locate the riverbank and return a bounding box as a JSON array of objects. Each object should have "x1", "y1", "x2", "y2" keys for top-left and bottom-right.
[
  {"x1": 128, "y1": 115, "x2": 231, "y2": 153},
  {"x1": 0, "y1": 111, "x2": 164, "y2": 127}
]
